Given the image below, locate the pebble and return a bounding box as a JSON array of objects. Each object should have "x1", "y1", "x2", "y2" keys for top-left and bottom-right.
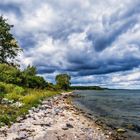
[
  {"x1": 62, "y1": 126, "x2": 69, "y2": 130},
  {"x1": 66, "y1": 123, "x2": 73, "y2": 128},
  {"x1": 117, "y1": 128, "x2": 126, "y2": 133},
  {"x1": 18, "y1": 131, "x2": 28, "y2": 139}
]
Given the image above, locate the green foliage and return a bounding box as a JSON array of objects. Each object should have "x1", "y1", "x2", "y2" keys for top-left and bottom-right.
[
  {"x1": 0, "y1": 104, "x2": 17, "y2": 125},
  {"x1": 55, "y1": 74, "x2": 71, "y2": 90},
  {"x1": 0, "y1": 82, "x2": 25, "y2": 101},
  {"x1": 13, "y1": 86, "x2": 25, "y2": 94},
  {"x1": 21, "y1": 75, "x2": 47, "y2": 89},
  {"x1": 5, "y1": 92, "x2": 23, "y2": 102},
  {"x1": 0, "y1": 64, "x2": 21, "y2": 85},
  {"x1": 0, "y1": 16, "x2": 21, "y2": 66},
  {"x1": 21, "y1": 65, "x2": 48, "y2": 89},
  {"x1": 21, "y1": 94, "x2": 39, "y2": 105},
  {"x1": 23, "y1": 65, "x2": 37, "y2": 76},
  {"x1": 0, "y1": 64, "x2": 48, "y2": 89},
  {"x1": 70, "y1": 86, "x2": 107, "y2": 90},
  {"x1": 0, "y1": 82, "x2": 16, "y2": 93},
  {"x1": 0, "y1": 114, "x2": 11, "y2": 125},
  {"x1": 21, "y1": 90, "x2": 58, "y2": 105},
  {"x1": 21, "y1": 66, "x2": 48, "y2": 88},
  {"x1": 0, "y1": 82, "x2": 25, "y2": 94},
  {"x1": 46, "y1": 82, "x2": 56, "y2": 90}
]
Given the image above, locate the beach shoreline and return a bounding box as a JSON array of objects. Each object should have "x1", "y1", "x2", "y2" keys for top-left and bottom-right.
[
  {"x1": 70, "y1": 93, "x2": 125, "y2": 140},
  {"x1": 0, "y1": 92, "x2": 111, "y2": 140}
]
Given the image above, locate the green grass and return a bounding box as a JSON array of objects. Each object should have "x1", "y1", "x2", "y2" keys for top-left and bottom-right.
[
  {"x1": 0, "y1": 82, "x2": 25, "y2": 94},
  {"x1": 0, "y1": 82, "x2": 60, "y2": 127}
]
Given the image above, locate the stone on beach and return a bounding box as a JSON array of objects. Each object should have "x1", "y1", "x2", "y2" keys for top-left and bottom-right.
[{"x1": 117, "y1": 128, "x2": 127, "y2": 133}]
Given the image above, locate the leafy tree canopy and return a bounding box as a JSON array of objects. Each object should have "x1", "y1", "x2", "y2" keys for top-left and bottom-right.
[
  {"x1": 0, "y1": 16, "x2": 21, "y2": 66},
  {"x1": 55, "y1": 74, "x2": 71, "y2": 90},
  {"x1": 23, "y1": 65, "x2": 37, "y2": 76}
]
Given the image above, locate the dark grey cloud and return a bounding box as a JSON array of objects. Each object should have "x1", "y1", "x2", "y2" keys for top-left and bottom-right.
[
  {"x1": 87, "y1": 11, "x2": 138, "y2": 52},
  {"x1": 37, "y1": 67, "x2": 56, "y2": 74},
  {"x1": 0, "y1": 3, "x2": 22, "y2": 16},
  {"x1": 1, "y1": 0, "x2": 140, "y2": 88}
]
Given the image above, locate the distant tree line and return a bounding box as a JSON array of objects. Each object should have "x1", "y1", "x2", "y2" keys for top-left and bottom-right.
[{"x1": 70, "y1": 86, "x2": 108, "y2": 90}]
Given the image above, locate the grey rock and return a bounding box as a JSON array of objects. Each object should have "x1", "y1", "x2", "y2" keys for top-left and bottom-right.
[
  {"x1": 18, "y1": 131, "x2": 28, "y2": 139},
  {"x1": 11, "y1": 102, "x2": 24, "y2": 108},
  {"x1": 117, "y1": 128, "x2": 126, "y2": 133},
  {"x1": 62, "y1": 126, "x2": 69, "y2": 130},
  {"x1": 33, "y1": 122, "x2": 51, "y2": 127},
  {"x1": 66, "y1": 123, "x2": 73, "y2": 128}
]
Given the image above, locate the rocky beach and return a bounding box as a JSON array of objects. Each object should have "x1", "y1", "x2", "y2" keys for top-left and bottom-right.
[{"x1": 0, "y1": 92, "x2": 111, "y2": 140}]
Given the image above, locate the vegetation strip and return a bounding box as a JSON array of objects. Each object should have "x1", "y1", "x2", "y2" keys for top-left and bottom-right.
[{"x1": 0, "y1": 82, "x2": 60, "y2": 127}]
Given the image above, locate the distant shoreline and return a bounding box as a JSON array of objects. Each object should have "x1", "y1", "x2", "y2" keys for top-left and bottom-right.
[{"x1": 70, "y1": 86, "x2": 109, "y2": 90}]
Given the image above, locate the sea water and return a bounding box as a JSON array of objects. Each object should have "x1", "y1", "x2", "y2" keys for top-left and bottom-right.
[{"x1": 73, "y1": 90, "x2": 140, "y2": 139}]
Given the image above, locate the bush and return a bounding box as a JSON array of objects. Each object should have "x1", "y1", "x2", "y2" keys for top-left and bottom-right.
[
  {"x1": 13, "y1": 86, "x2": 25, "y2": 95},
  {"x1": 0, "y1": 64, "x2": 48, "y2": 89},
  {"x1": 0, "y1": 82, "x2": 25, "y2": 102},
  {"x1": 0, "y1": 83, "x2": 5, "y2": 93},
  {"x1": 0, "y1": 82, "x2": 15, "y2": 94},
  {"x1": 0, "y1": 64, "x2": 22, "y2": 85},
  {"x1": 5, "y1": 92, "x2": 23, "y2": 102},
  {"x1": 0, "y1": 82, "x2": 25, "y2": 94},
  {"x1": 24, "y1": 76, "x2": 47, "y2": 89},
  {"x1": 0, "y1": 114, "x2": 11, "y2": 125},
  {"x1": 21, "y1": 94, "x2": 40, "y2": 105}
]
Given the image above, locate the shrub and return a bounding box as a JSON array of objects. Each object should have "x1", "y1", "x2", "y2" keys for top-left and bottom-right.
[
  {"x1": 0, "y1": 82, "x2": 25, "y2": 94},
  {"x1": 0, "y1": 114, "x2": 11, "y2": 125},
  {"x1": 0, "y1": 64, "x2": 48, "y2": 89},
  {"x1": 21, "y1": 94, "x2": 40, "y2": 105},
  {"x1": 13, "y1": 86, "x2": 25, "y2": 95},
  {"x1": 0, "y1": 64, "x2": 22, "y2": 85},
  {"x1": 0, "y1": 83, "x2": 5, "y2": 93},
  {"x1": 5, "y1": 92, "x2": 23, "y2": 102},
  {"x1": 0, "y1": 82, "x2": 15, "y2": 93},
  {"x1": 26, "y1": 76, "x2": 47, "y2": 88}
]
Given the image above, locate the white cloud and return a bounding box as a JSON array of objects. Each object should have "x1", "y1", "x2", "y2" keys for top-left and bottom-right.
[{"x1": 0, "y1": 0, "x2": 140, "y2": 88}]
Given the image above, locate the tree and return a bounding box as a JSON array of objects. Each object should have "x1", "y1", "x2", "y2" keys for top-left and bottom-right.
[
  {"x1": 0, "y1": 63, "x2": 22, "y2": 84},
  {"x1": 20, "y1": 65, "x2": 48, "y2": 88},
  {"x1": 20, "y1": 65, "x2": 37, "y2": 86},
  {"x1": 0, "y1": 16, "x2": 21, "y2": 66},
  {"x1": 55, "y1": 74, "x2": 71, "y2": 90},
  {"x1": 21, "y1": 66, "x2": 37, "y2": 87},
  {"x1": 23, "y1": 65, "x2": 37, "y2": 76},
  {"x1": 24, "y1": 75, "x2": 47, "y2": 89}
]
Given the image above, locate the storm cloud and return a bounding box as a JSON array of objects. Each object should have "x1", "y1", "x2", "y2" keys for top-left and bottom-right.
[{"x1": 0, "y1": 0, "x2": 140, "y2": 88}]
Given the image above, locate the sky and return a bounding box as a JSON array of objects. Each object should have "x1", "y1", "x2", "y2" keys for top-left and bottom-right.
[{"x1": 0, "y1": 0, "x2": 140, "y2": 89}]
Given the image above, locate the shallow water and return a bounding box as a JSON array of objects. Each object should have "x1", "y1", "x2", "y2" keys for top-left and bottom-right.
[{"x1": 73, "y1": 90, "x2": 140, "y2": 139}]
